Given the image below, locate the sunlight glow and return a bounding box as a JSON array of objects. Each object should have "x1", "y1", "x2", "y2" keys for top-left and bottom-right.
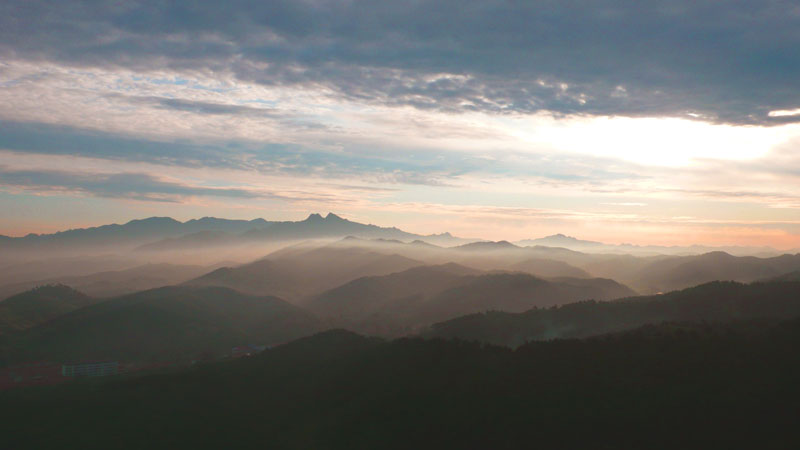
[{"x1": 515, "y1": 116, "x2": 793, "y2": 166}]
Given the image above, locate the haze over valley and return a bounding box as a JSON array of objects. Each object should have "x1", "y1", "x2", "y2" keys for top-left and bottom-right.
[{"x1": 3, "y1": 213, "x2": 800, "y2": 359}]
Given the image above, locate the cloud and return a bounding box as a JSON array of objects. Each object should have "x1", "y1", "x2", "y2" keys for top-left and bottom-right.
[
  {"x1": 667, "y1": 188, "x2": 800, "y2": 209},
  {"x1": 0, "y1": 167, "x2": 268, "y2": 202},
  {"x1": 0, "y1": 120, "x2": 645, "y2": 187},
  {"x1": 123, "y1": 95, "x2": 279, "y2": 117},
  {"x1": 0, "y1": 121, "x2": 238, "y2": 168},
  {"x1": 2, "y1": 1, "x2": 800, "y2": 125}
]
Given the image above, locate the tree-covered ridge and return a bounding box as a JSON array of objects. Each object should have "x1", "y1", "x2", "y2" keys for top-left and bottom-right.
[
  {"x1": 3, "y1": 320, "x2": 799, "y2": 449},
  {"x1": 0, "y1": 286, "x2": 321, "y2": 364},
  {"x1": 0, "y1": 284, "x2": 97, "y2": 335}
]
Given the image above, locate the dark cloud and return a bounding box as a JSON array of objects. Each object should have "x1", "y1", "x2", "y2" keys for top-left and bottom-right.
[
  {"x1": 0, "y1": 167, "x2": 264, "y2": 202},
  {"x1": 2, "y1": 1, "x2": 800, "y2": 125},
  {"x1": 103, "y1": 94, "x2": 329, "y2": 131},
  {"x1": 126, "y1": 96, "x2": 279, "y2": 117},
  {"x1": 0, "y1": 121, "x2": 237, "y2": 168}
]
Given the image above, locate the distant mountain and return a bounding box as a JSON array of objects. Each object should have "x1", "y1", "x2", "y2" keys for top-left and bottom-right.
[
  {"x1": 135, "y1": 214, "x2": 392, "y2": 251},
  {"x1": 307, "y1": 268, "x2": 634, "y2": 336},
  {"x1": 517, "y1": 234, "x2": 604, "y2": 248},
  {"x1": 241, "y1": 213, "x2": 417, "y2": 241},
  {"x1": 516, "y1": 234, "x2": 780, "y2": 256},
  {"x1": 186, "y1": 245, "x2": 423, "y2": 300},
  {"x1": 0, "y1": 263, "x2": 219, "y2": 299},
  {"x1": 0, "y1": 213, "x2": 470, "y2": 253},
  {"x1": 240, "y1": 213, "x2": 469, "y2": 246},
  {"x1": 426, "y1": 280, "x2": 800, "y2": 347},
  {"x1": 454, "y1": 240, "x2": 520, "y2": 251},
  {"x1": 1, "y1": 286, "x2": 321, "y2": 363},
  {"x1": 0, "y1": 215, "x2": 782, "y2": 259},
  {"x1": 135, "y1": 230, "x2": 241, "y2": 251},
  {"x1": 0, "y1": 285, "x2": 98, "y2": 335},
  {"x1": 137, "y1": 213, "x2": 471, "y2": 251},
  {"x1": 0, "y1": 216, "x2": 273, "y2": 253}
]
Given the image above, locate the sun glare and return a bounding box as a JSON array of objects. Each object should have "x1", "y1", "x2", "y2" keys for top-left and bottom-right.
[{"x1": 516, "y1": 116, "x2": 793, "y2": 167}]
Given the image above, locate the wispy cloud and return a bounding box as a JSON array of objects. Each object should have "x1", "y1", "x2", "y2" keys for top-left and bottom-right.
[
  {"x1": 0, "y1": 167, "x2": 266, "y2": 202},
  {"x1": 0, "y1": 166, "x2": 373, "y2": 205}
]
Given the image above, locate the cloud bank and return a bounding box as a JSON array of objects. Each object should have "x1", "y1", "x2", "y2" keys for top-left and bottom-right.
[{"x1": 2, "y1": 0, "x2": 800, "y2": 124}]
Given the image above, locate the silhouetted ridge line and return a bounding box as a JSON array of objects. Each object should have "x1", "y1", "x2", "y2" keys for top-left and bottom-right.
[{"x1": 426, "y1": 280, "x2": 800, "y2": 346}]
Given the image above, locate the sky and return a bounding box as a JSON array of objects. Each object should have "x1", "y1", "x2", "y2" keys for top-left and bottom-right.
[{"x1": 1, "y1": 0, "x2": 800, "y2": 248}]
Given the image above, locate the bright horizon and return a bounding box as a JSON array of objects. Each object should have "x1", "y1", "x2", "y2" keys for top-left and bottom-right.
[{"x1": 2, "y1": 2, "x2": 800, "y2": 249}]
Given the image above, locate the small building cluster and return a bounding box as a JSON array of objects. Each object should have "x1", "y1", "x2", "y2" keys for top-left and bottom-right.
[{"x1": 61, "y1": 361, "x2": 119, "y2": 377}]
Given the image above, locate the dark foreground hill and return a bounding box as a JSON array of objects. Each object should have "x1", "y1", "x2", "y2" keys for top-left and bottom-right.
[
  {"x1": 0, "y1": 286, "x2": 321, "y2": 364},
  {"x1": 3, "y1": 323, "x2": 799, "y2": 449},
  {"x1": 0, "y1": 285, "x2": 98, "y2": 335},
  {"x1": 426, "y1": 280, "x2": 800, "y2": 346}
]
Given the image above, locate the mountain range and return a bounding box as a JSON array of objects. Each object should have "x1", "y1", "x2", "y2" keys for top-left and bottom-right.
[
  {"x1": 426, "y1": 280, "x2": 800, "y2": 346},
  {"x1": 306, "y1": 267, "x2": 635, "y2": 336},
  {"x1": 0, "y1": 213, "x2": 469, "y2": 254},
  {"x1": 0, "y1": 215, "x2": 787, "y2": 259},
  {"x1": 516, "y1": 233, "x2": 781, "y2": 256},
  {"x1": 185, "y1": 244, "x2": 424, "y2": 300},
  {"x1": 3, "y1": 214, "x2": 800, "y2": 369},
  {"x1": 273, "y1": 237, "x2": 800, "y2": 295}
]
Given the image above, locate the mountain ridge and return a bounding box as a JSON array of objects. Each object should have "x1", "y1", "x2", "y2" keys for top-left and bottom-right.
[
  {"x1": 1, "y1": 285, "x2": 322, "y2": 364},
  {"x1": 0, "y1": 213, "x2": 472, "y2": 252},
  {"x1": 425, "y1": 280, "x2": 800, "y2": 346}
]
